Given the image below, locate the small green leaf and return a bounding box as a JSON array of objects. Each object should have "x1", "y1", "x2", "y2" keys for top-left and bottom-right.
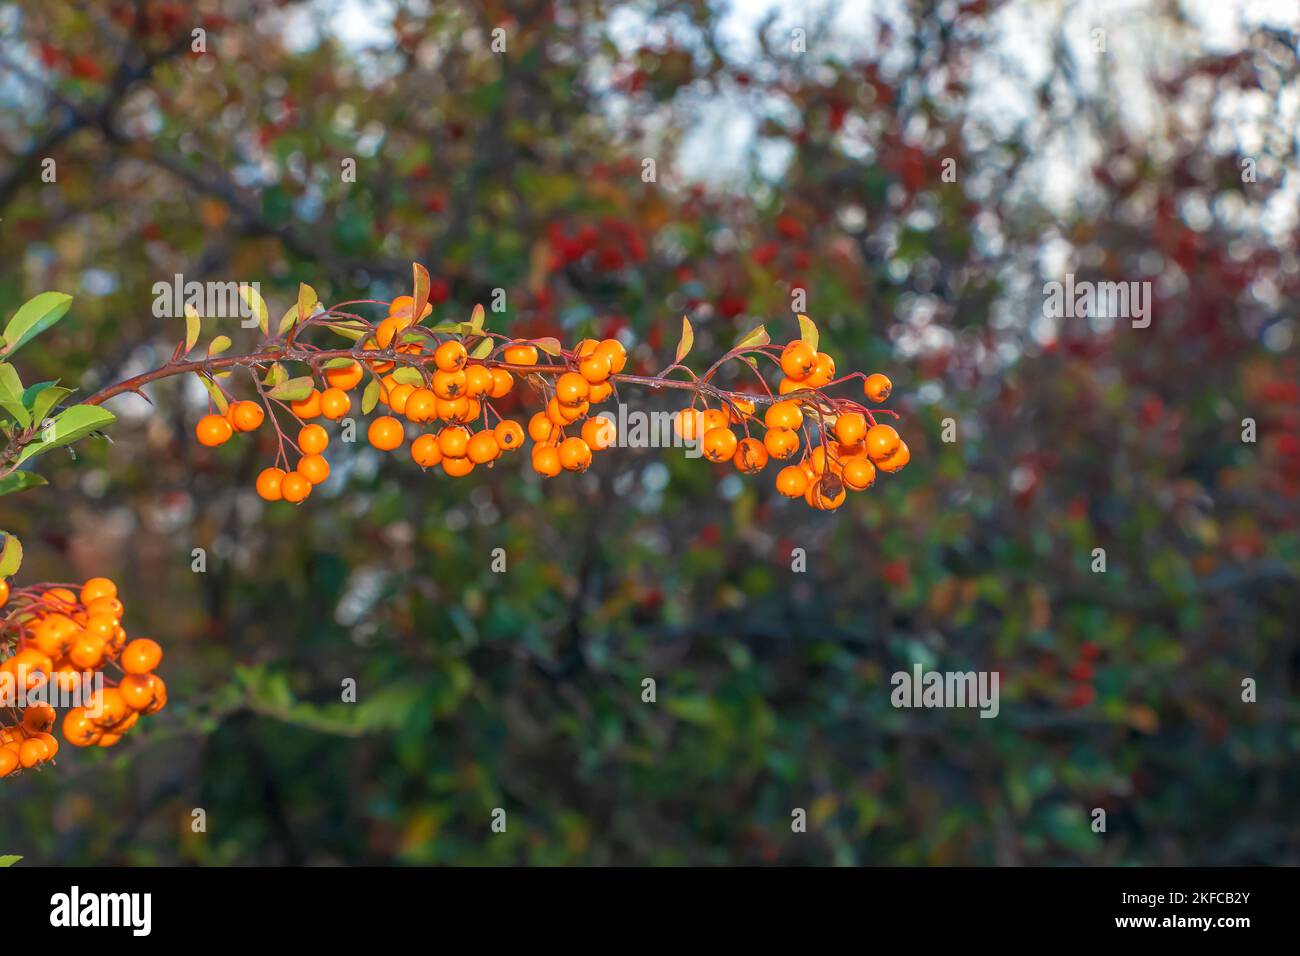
[
  {"x1": 15, "y1": 404, "x2": 116, "y2": 465},
  {"x1": 238, "y1": 284, "x2": 270, "y2": 336},
  {"x1": 675, "y1": 316, "x2": 694, "y2": 364},
  {"x1": 0, "y1": 531, "x2": 23, "y2": 577},
  {"x1": 277, "y1": 304, "x2": 299, "y2": 336},
  {"x1": 0, "y1": 856, "x2": 21, "y2": 867},
  {"x1": 296, "y1": 283, "x2": 317, "y2": 327},
  {"x1": 2, "y1": 292, "x2": 72, "y2": 357},
  {"x1": 263, "y1": 363, "x2": 288, "y2": 387},
  {"x1": 0, "y1": 472, "x2": 47, "y2": 496},
  {"x1": 391, "y1": 367, "x2": 423, "y2": 386},
  {"x1": 734, "y1": 324, "x2": 770, "y2": 350},
  {"x1": 0, "y1": 363, "x2": 30, "y2": 427},
  {"x1": 208, "y1": 335, "x2": 232, "y2": 357},
  {"x1": 184, "y1": 304, "x2": 201, "y2": 354},
  {"x1": 469, "y1": 303, "x2": 485, "y2": 333},
  {"x1": 326, "y1": 322, "x2": 370, "y2": 342},
  {"x1": 797, "y1": 314, "x2": 819, "y2": 353},
  {"x1": 321, "y1": 358, "x2": 356, "y2": 370},
  {"x1": 196, "y1": 373, "x2": 230, "y2": 414},
  {"x1": 267, "y1": 376, "x2": 315, "y2": 401},
  {"x1": 32, "y1": 385, "x2": 72, "y2": 426},
  {"x1": 361, "y1": 378, "x2": 380, "y2": 414},
  {"x1": 469, "y1": 337, "x2": 493, "y2": 360}
]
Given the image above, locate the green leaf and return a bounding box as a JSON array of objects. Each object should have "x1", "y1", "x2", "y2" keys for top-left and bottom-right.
[
  {"x1": 326, "y1": 322, "x2": 370, "y2": 342},
  {"x1": 196, "y1": 373, "x2": 230, "y2": 414},
  {"x1": 208, "y1": 335, "x2": 232, "y2": 357},
  {"x1": 411, "y1": 263, "x2": 431, "y2": 324},
  {"x1": 15, "y1": 404, "x2": 116, "y2": 465},
  {"x1": 0, "y1": 363, "x2": 30, "y2": 428},
  {"x1": 184, "y1": 304, "x2": 201, "y2": 354},
  {"x1": 734, "y1": 324, "x2": 770, "y2": 350},
  {"x1": 267, "y1": 376, "x2": 315, "y2": 401},
  {"x1": 391, "y1": 367, "x2": 423, "y2": 386},
  {"x1": 2, "y1": 292, "x2": 72, "y2": 357},
  {"x1": 296, "y1": 283, "x2": 317, "y2": 327},
  {"x1": 263, "y1": 363, "x2": 288, "y2": 387},
  {"x1": 0, "y1": 531, "x2": 23, "y2": 577},
  {"x1": 675, "y1": 316, "x2": 694, "y2": 364},
  {"x1": 277, "y1": 304, "x2": 299, "y2": 336},
  {"x1": 31, "y1": 385, "x2": 72, "y2": 426},
  {"x1": 0, "y1": 472, "x2": 47, "y2": 496},
  {"x1": 238, "y1": 284, "x2": 270, "y2": 336},
  {"x1": 361, "y1": 378, "x2": 380, "y2": 414},
  {"x1": 469, "y1": 337, "x2": 493, "y2": 360},
  {"x1": 0, "y1": 856, "x2": 21, "y2": 867},
  {"x1": 797, "y1": 314, "x2": 819, "y2": 354},
  {"x1": 321, "y1": 358, "x2": 356, "y2": 370},
  {"x1": 469, "y1": 303, "x2": 485, "y2": 333}
]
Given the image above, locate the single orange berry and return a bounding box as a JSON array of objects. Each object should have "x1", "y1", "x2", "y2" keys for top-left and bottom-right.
[
  {"x1": 61, "y1": 708, "x2": 100, "y2": 747},
  {"x1": 325, "y1": 360, "x2": 364, "y2": 391},
  {"x1": 764, "y1": 427, "x2": 799, "y2": 460},
  {"x1": 728, "y1": 397, "x2": 756, "y2": 424},
  {"x1": 119, "y1": 673, "x2": 158, "y2": 711},
  {"x1": 595, "y1": 339, "x2": 627, "y2": 373},
  {"x1": 733, "y1": 437, "x2": 768, "y2": 474},
  {"x1": 494, "y1": 419, "x2": 525, "y2": 451},
  {"x1": 674, "y1": 408, "x2": 705, "y2": 441},
  {"x1": 764, "y1": 400, "x2": 804, "y2": 431},
  {"x1": 298, "y1": 424, "x2": 329, "y2": 455},
  {"x1": 579, "y1": 352, "x2": 612, "y2": 384},
  {"x1": 876, "y1": 440, "x2": 910, "y2": 473},
  {"x1": 437, "y1": 425, "x2": 470, "y2": 459},
  {"x1": 531, "y1": 444, "x2": 562, "y2": 477},
  {"x1": 280, "y1": 472, "x2": 312, "y2": 503},
  {"x1": 558, "y1": 436, "x2": 593, "y2": 472},
  {"x1": 0, "y1": 579, "x2": 8, "y2": 607},
  {"x1": 297, "y1": 454, "x2": 331, "y2": 485},
  {"x1": 387, "y1": 383, "x2": 415, "y2": 415},
  {"x1": 778, "y1": 376, "x2": 814, "y2": 395},
  {"x1": 805, "y1": 352, "x2": 836, "y2": 387},
  {"x1": 368, "y1": 416, "x2": 405, "y2": 451},
  {"x1": 702, "y1": 426, "x2": 739, "y2": 463},
  {"x1": 229, "y1": 401, "x2": 265, "y2": 432},
  {"x1": 528, "y1": 412, "x2": 555, "y2": 444},
  {"x1": 467, "y1": 430, "x2": 501, "y2": 464},
  {"x1": 433, "y1": 369, "x2": 467, "y2": 400},
  {"x1": 866, "y1": 424, "x2": 901, "y2": 462},
  {"x1": 291, "y1": 389, "x2": 323, "y2": 420},
  {"x1": 121, "y1": 637, "x2": 163, "y2": 675},
  {"x1": 776, "y1": 465, "x2": 809, "y2": 498},
  {"x1": 435, "y1": 396, "x2": 471, "y2": 423},
  {"x1": 503, "y1": 344, "x2": 539, "y2": 366},
  {"x1": 69, "y1": 634, "x2": 107, "y2": 669},
  {"x1": 442, "y1": 455, "x2": 476, "y2": 477},
  {"x1": 842, "y1": 457, "x2": 877, "y2": 491},
  {"x1": 411, "y1": 434, "x2": 443, "y2": 468},
  {"x1": 555, "y1": 372, "x2": 590, "y2": 406},
  {"x1": 434, "y1": 340, "x2": 468, "y2": 373},
  {"x1": 80, "y1": 576, "x2": 117, "y2": 605},
  {"x1": 581, "y1": 415, "x2": 616, "y2": 451},
  {"x1": 320, "y1": 387, "x2": 351, "y2": 420},
  {"x1": 404, "y1": 388, "x2": 437, "y2": 423},
  {"x1": 489, "y1": 367, "x2": 514, "y2": 398},
  {"x1": 463, "y1": 365, "x2": 494, "y2": 398},
  {"x1": 588, "y1": 380, "x2": 614, "y2": 404},
  {"x1": 702, "y1": 408, "x2": 730, "y2": 432},
  {"x1": 834, "y1": 413, "x2": 867, "y2": 445},
  {"x1": 780, "y1": 341, "x2": 816, "y2": 379},
  {"x1": 195, "y1": 414, "x2": 233, "y2": 447},
  {"x1": 863, "y1": 373, "x2": 892, "y2": 402}
]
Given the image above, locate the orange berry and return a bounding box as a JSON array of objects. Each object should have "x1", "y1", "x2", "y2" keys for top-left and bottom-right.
[
  {"x1": 574, "y1": 338, "x2": 600, "y2": 358},
  {"x1": 842, "y1": 457, "x2": 877, "y2": 491},
  {"x1": 404, "y1": 387, "x2": 437, "y2": 423},
  {"x1": 780, "y1": 341, "x2": 816, "y2": 379},
  {"x1": 291, "y1": 389, "x2": 323, "y2": 419},
  {"x1": 728, "y1": 397, "x2": 756, "y2": 424},
  {"x1": 388, "y1": 294, "x2": 414, "y2": 317},
  {"x1": 595, "y1": 338, "x2": 627, "y2": 373},
  {"x1": 433, "y1": 369, "x2": 467, "y2": 400},
  {"x1": 702, "y1": 408, "x2": 729, "y2": 432},
  {"x1": 280, "y1": 472, "x2": 311, "y2": 502},
  {"x1": 61, "y1": 708, "x2": 100, "y2": 747},
  {"x1": 387, "y1": 383, "x2": 415, "y2": 414},
  {"x1": 504, "y1": 344, "x2": 539, "y2": 366},
  {"x1": 435, "y1": 396, "x2": 472, "y2": 423},
  {"x1": 298, "y1": 424, "x2": 329, "y2": 455},
  {"x1": 80, "y1": 577, "x2": 117, "y2": 605},
  {"x1": 579, "y1": 352, "x2": 612, "y2": 384},
  {"x1": 0, "y1": 579, "x2": 8, "y2": 607},
  {"x1": 228, "y1": 400, "x2": 265, "y2": 432},
  {"x1": 297, "y1": 454, "x2": 330, "y2": 485},
  {"x1": 733, "y1": 437, "x2": 768, "y2": 474},
  {"x1": 806, "y1": 352, "x2": 836, "y2": 387},
  {"x1": 778, "y1": 376, "x2": 814, "y2": 395},
  {"x1": 373, "y1": 316, "x2": 402, "y2": 349},
  {"x1": 764, "y1": 400, "x2": 804, "y2": 430},
  {"x1": 442, "y1": 455, "x2": 476, "y2": 477},
  {"x1": 256, "y1": 466, "x2": 287, "y2": 501},
  {"x1": 437, "y1": 426, "x2": 470, "y2": 459},
  {"x1": 674, "y1": 408, "x2": 705, "y2": 441},
  {"x1": 142, "y1": 675, "x2": 167, "y2": 715},
  {"x1": 22, "y1": 703, "x2": 55, "y2": 733},
  {"x1": 588, "y1": 380, "x2": 614, "y2": 404},
  {"x1": 531, "y1": 444, "x2": 561, "y2": 477},
  {"x1": 547, "y1": 396, "x2": 581, "y2": 426},
  {"x1": 362, "y1": 341, "x2": 394, "y2": 374},
  {"x1": 866, "y1": 424, "x2": 901, "y2": 462},
  {"x1": 0, "y1": 747, "x2": 17, "y2": 776},
  {"x1": 411, "y1": 433, "x2": 443, "y2": 468},
  {"x1": 19, "y1": 737, "x2": 48, "y2": 768},
  {"x1": 558, "y1": 436, "x2": 593, "y2": 472},
  {"x1": 528, "y1": 412, "x2": 555, "y2": 444},
  {"x1": 702, "y1": 426, "x2": 738, "y2": 463},
  {"x1": 876, "y1": 440, "x2": 910, "y2": 473},
  {"x1": 121, "y1": 637, "x2": 162, "y2": 675},
  {"x1": 833, "y1": 413, "x2": 867, "y2": 445},
  {"x1": 195, "y1": 414, "x2": 233, "y2": 447},
  {"x1": 466, "y1": 430, "x2": 501, "y2": 464},
  {"x1": 434, "y1": 340, "x2": 468, "y2": 372},
  {"x1": 463, "y1": 365, "x2": 494, "y2": 398},
  {"x1": 325, "y1": 360, "x2": 364, "y2": 390},
  {"x1": 863, "y1": 373, "x2": 892, "y2": 402},
  {"x1": 86, "y1": 597, "x2": 124, "y2": 621},
  {"x1": 319, "y1": 387, "x2": 351, "y2": 420},
  {"x1": 489, "y1": 368, "x2": 514, "y2": 398},
  {"x1": 494, "y1": 419, "x2": 525, "y2": 451},
  {"x1": 555, "y1": 372, "x2": 590, "y2": 406},
  {"x1": 806, "y1": 475, "x2": 847, "y2": 511},
  {"x1": 581, "y1": 415, "x2": 616, "y2": 451},
  {"x1": 119, "y1": 673, "x2": 158, "y2": 711},
  {"x1": 69, "y1": 634, "x2": 106, "y2": 669},
  {"x1": 776, "y1": 465, "x2": 809, "y2": 498},
  {"x1": 764, "y1": 427, "x2": 799, "y2": 460},
  {"x1": 368, "y1": 416, "x2": 405, "y2": 451}
]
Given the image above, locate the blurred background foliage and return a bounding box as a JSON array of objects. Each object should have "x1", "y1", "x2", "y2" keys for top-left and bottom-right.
[{"x1": 1, "y1": 0, "x2": 1298, "y2": 864}]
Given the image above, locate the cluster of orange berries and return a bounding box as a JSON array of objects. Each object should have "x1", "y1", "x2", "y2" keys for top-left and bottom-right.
[
  {"x1": 666, "y1": 340, "x2": 907, "y2": 510},
  {"x1": 0, "y1": 577, "x2": 166, "y2": 779}
]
